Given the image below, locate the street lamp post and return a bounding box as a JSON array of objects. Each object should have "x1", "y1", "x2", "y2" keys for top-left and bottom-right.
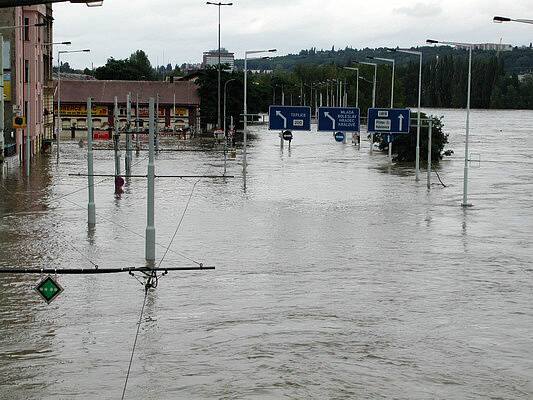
[
  {"x1": 243, "y1": 49, "x2": 276, "y2": 183},
  {"x1": 427, "y1": 39, "x2": 474, "y2": 207},
  {"x1": 223, "y1": 78, "x2": 235, "y2": 136},
  {"x1": 387, "y1": 48, "x2": 423, "y2": 181},
  {"x1": 368, "y1": 56, "x2": 395, "y2": 162},
  {"x1": 493, "y1": 16, "x2": 533, "y2": 25},
  {"x1": 56, "y1": 49, "x2": 90, "y2": 162},
  {"x1": 357, "y1": 61, "x2": 377, "y2": 153},
  {"x1": 343, "y1": 67, "x2": 359, "y2": 108},
  {"x1": 206, "y1": 1, "x2": 233, "y2": 130}
]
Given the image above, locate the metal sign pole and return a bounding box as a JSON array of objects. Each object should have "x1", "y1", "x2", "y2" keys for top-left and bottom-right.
[
  {"x1": 87, "y1": 97, "x2": 95, "y2": 227},
  {"x1": 113, "y1": 97, "x2": 120, "y2": 179},
  {"x1": 135, "y1": 93, "x2": 140, "y2": 153},
  {"x1": 125, "y1": 93, "x2": 132, "y2": 174},
  {"x1": 427, "y1": 118, "x2": 433, "y2": 190},
  {"x1": 145, "y1": 97, "x2": 156, "y2": 262},
  {"x1": 155, "y1": 94, "x2": 160, "y2": 152}
]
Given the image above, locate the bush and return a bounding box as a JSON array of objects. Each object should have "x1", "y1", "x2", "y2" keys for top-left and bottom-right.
[{"x1": 378, "y1": 113, "x2": 450, "y2": 163}]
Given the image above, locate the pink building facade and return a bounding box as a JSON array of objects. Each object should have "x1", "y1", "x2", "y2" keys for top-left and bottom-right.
[{"x1": 0, "y1": 4, "x2": 53, "y2": 161}]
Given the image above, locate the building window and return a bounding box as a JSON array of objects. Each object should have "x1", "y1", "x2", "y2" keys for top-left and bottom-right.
[
  {"x1": 24, "y1": 18, "x2": 30, "y2": 41},
  {"x1": 24, "y1": 60, "x2": 29, "y2": 83}
]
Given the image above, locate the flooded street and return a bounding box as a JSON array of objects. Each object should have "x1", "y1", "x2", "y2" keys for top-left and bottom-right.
[{"x1": 0, "y1": 109, "x2": 532, "y2": 399}]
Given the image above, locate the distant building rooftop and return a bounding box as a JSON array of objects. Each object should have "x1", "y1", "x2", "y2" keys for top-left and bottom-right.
[
  {"x1": 53, "y1": 80, "x2": 200, "y2": 105},
  {"x1": 56, "y1": 73, "x2": 97, "y2": 81}
]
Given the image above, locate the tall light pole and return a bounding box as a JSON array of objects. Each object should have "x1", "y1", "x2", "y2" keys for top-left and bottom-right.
[
  {"x1": 343, "y1": 67, "x2": 359, "y2": 108},
  {"x1": 493, "y1": 16, "x2": 533, "y2": 25},
  {"x1": 357, "y1": 61, "x2": 377, "y2": 153},
  {"x1": 387, "y1": 48, "x2": 423, "y2": 181},
  {"x1": 56, "y1": 49, "x2": 90, "y2": 162},
  {"x1": 206, "y1": 1, "x2": 233, "y2": 129},
  {"x1": 367, "y1": 56, "x2": 395, "y2": 107},
  {"x1": 427, "y1": 39, "x2": 473, "y2": 207},
  {"x1": 243, "y1": 49, "x2": 276, "y2": 181},
  {"x1": 368, "y1": 56, "x2": 395, "y2": 161},
  {"x1": 0, "y1": 0, "x2": 104, "y2": 6},
  {"x1": 223, "y1": 78, "x2": 235, "y2": 136}
]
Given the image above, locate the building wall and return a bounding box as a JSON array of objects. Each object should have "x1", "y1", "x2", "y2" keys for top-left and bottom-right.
[
  {"x1": 0, "y1": 7, "x2": 16, "y2": 157},
  {"x1": 55, "y1": 102, "x2": 199, "y2": 137},
  {"x1": 0, "y1": 5, "x2": 51, "y2": 160}
]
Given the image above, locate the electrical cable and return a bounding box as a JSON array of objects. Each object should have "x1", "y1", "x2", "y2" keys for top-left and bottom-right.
[
  {"x1": 121, "y1": 286, "x2": 148, "y2": 400},
  {"x1": 434, "y1": 170, "x2": 447, "y2": 187}
]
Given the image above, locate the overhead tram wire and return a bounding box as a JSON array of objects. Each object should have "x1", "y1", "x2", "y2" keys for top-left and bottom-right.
[
  {"x1": 61, "y1": 196, "x2": 205, "y2": 266},
  {"x1": 120, "y1": 166, "x2": 211, "y2": 399}
]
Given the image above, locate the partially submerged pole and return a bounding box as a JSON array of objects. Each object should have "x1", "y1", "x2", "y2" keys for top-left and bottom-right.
[
  {"x1": 155, "y1": 94, "x2": 160, "y2": 152},
  {"x1": 87, "y1": 97, "x2": 95, "y2": 227},
  {"x1": 113, "y1": 97, "x2": 122, "y2": 194},
  {"x1": 125, "y1": 93, "x2": 132, "y2": 174},
  {"x1": 145, "y1": 97, "x2": 156, "y2": 262},
  {"x1": 135, "y1": 93, "x2": 140, "y2": 153},
  {"x1": 427, "y1": 118, "x2": 433, "y2": 190}
]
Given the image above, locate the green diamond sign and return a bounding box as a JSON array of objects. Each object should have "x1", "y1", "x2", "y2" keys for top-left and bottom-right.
[{"x1": 35, "y1": 276, "x2": 63, "y2": 304}]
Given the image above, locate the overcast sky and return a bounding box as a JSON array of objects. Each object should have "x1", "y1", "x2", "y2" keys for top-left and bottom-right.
[{"x1": 54, "y1": 0, "x2": 532, "y2": 69}]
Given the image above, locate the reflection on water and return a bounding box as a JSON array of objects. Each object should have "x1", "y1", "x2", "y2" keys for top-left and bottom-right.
[{"x1": 0, "y1": 109, "x2": 532, "y2": 399}]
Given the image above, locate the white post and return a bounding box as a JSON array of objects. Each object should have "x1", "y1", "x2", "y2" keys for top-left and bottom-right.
[
  {"x1": 135, "y1": 93, "x2": 140, "y2": 152},
  {"x1": 113, "y1": 97, "x2": 120, "y2": 178},
  {"x1": 415, "y1": 53, "x2": 422, "y2": 182},
  {"x1": 389, "y1": 60, "x2": 395, "y2": 163},
  {"x1": 87, "y1": 97, "x2": 95, "y2": 227},
  {"x1": 145, "y1": 97, "x2": 156, "y2": 262},
  {"x1": 155, "y1": 94, "x2": 160, "y2": 151},
  {"x1": 427, "y1": 118, "x2": 433, "y2": 190},
  {"x1": 370, "y1": 64, "x2": 377, "y2": 154},
  {"x1": 355, "y1": 69, "x2": 359, "y2": 108},
  {"x1": 25, "y1": 57, "x2": 31, "y2": 177},
  {"x1": 243, "y1": 54, "x2": 248, "y2": 179},
  {"x1": 462, "y1": 46, "x2": 472, "y2": 207},
  {"x1": 57, "y1": 52, "x2": 61, "y2": 163},
  {"x1": 125, "y1": 93, "x2": 132, "y2": 174},
  {"x1": 0, "y1": 34, "x2": 4, "y2": 164}
]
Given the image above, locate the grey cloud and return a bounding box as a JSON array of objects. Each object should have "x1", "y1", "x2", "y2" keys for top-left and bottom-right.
[{"x1": 394, "y1": 2, "x2": 442, "y2": 17}]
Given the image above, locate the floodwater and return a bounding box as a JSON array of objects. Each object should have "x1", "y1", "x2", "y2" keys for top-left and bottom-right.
[{"x1": 0, "y1": 109, "x2": 532, "y2": 399}]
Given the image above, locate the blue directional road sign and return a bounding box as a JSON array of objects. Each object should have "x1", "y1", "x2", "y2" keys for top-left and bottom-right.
[
  {"x1": 367, "y1": 108, "x2": 411, "y2": 134},
  {"x1": 269, "y1": 106, "x2": 311, "y2": 131},
  {"x1": 318, "y1": 107, "x2": 360, "y2": 132}
]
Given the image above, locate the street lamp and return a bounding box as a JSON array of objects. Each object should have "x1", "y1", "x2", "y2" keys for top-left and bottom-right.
[
  {"x1": 493, "y1": 16, "x2": 533, "y2": 24},
  {"x1": 367, "y1": 56, "x2": 395, "y2": 107},
  {"x1": 369, "y1": 56, "x2": 396, "y2": 161},
  {"x1": 343, "y1": 67, "x2": 359, "y2": 108},
  {"x1": 43, "y1": 41, "x2": 72, "y2": 46},
  {"x1": 223, "y1": 78, "x2": 236, "y2": 137},
  {"x1": 206, "y1": 1, "x2": 233, "y2": 130},
  {"x1": 387, "y1": 47, "x2": 423, "y2": 181},
  {"x1": 355, "y1": 61, "x2": 377, "y2": 153},
  {"x1": 56, "y1": 49, "x2": 90, "y2": 162},
  {"x1": 0, "y1": 0, "x2": 103, "y2": 6},
  {"x1": 427, "y1": 39, "x2": 473, "y2": 207},
  {"x1": 243, "y1": 49, "x2": 276, "y2": 180}
]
